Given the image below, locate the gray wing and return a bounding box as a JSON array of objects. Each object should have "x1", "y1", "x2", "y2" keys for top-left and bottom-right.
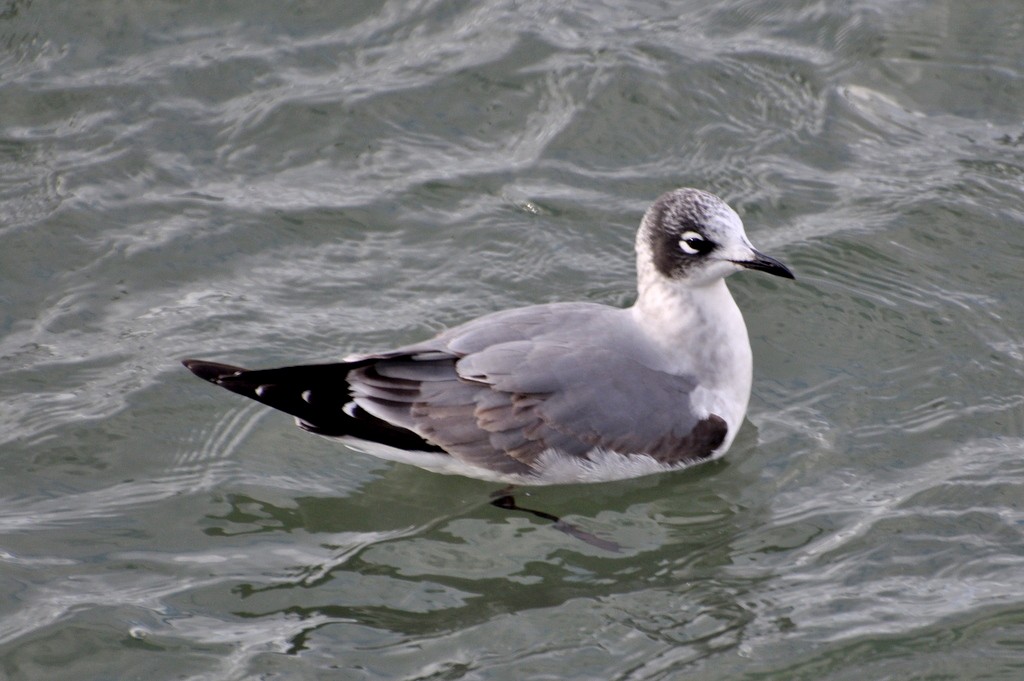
[
  {"x1": 455, "y1": 341, "x2": 726, "y2": 463},
  {"x1": 349, "y1": 303, "x2": 727, "y2": 476}
]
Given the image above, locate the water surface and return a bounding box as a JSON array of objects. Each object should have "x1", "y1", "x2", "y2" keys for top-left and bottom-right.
[{"x1": 2, "y1": 1, "x2": 1023, "y2": 679}]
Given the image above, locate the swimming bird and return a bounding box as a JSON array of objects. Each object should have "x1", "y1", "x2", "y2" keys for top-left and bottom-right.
[{"x1": 183, "y1": 188, "x2": 793, "y2": 486}]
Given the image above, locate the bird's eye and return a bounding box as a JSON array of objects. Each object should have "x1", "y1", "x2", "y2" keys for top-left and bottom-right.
[{"x1": 678, "y1": 231, "x2": 709, "y2": 255}]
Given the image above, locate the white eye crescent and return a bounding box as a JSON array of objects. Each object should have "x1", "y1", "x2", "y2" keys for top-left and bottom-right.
[{"x1": 679, "y1": 231, "x2": 705, "y2": 255}]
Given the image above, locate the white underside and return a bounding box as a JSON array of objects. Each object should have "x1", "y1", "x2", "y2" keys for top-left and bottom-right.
[{"x1": 329, "y1": 428, "x2": 721, "y2": 486}]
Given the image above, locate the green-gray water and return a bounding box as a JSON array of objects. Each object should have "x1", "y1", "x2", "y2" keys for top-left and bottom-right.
[{"x1": 2, "y1": 1, "x2": 1023, "y2": 679}]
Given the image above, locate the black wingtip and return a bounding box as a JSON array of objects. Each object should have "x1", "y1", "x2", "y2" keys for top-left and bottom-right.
[
  {"x1": 179, "y1": 356, "x2": 443, "y2": 453},
  {"x1": 182, "y1": 358, "x2": 247, "y2": 383}
]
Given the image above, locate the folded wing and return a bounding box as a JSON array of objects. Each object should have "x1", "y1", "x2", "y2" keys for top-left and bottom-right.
[{"x1": 185, "y1": 303, "x2": 727, "y2": 480}]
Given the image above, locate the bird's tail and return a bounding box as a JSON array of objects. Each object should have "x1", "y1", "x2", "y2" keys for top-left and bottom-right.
[
  {"x1": 182, "y1": 359, "x2": 356, "y2": 436},
  {"x1": 181, "y1": 358, "x2": 441, "y2": 450}
]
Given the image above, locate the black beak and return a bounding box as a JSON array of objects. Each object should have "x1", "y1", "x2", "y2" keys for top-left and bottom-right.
[{"x1": 736, "y1": 249, "x2": 795, "y2": 279}]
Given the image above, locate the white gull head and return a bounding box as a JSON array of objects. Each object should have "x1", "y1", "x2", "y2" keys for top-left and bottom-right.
[{"x1": 635, "y1": 187, "x2": 794, "y2": 293}]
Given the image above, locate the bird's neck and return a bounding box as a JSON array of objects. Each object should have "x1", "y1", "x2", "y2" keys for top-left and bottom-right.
[
  {"x1": 633, "y1": 274, "x2": 737, "y2": 341},
  {"x1": 631, "y1": 271, "x2": 752, "y2": 388}
]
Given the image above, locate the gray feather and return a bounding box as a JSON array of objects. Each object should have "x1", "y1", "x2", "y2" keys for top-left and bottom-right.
[{"x1": 347, "y1": 303, "x2": 726, "y2": 476}]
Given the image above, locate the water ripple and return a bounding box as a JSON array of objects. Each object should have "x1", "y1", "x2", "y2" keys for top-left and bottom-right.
[{"x1": 2, "y1": 1, "x2": 1024, "y2": 678}]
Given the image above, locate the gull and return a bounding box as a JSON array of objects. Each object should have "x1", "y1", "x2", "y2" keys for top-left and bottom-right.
[{"x1": 183, "y1": 188, "x2": 793, "y2": 487}]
